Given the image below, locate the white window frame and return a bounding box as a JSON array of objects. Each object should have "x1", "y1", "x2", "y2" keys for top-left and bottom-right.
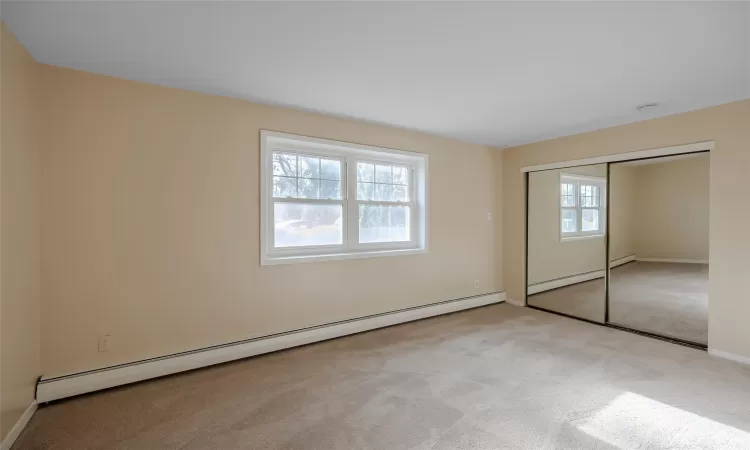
[
  {"x1": 260, "y1": 130, "x2": 428, "y2": 265},
  {"x1": 560, "y1": 173, "x2": 607, "y2": 240}
]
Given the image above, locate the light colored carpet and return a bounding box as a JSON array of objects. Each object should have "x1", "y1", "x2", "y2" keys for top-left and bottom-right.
[
  {"x1": 528, "y1": 262, "x2": 708, "y2": 344},
  {"x1": 14, "y1": 304, "x2": 749, "y2": 450}
]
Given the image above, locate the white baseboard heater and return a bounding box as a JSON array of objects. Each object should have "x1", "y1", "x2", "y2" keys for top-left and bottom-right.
[{"x1": 37, "y1": 291, "x2": 505, "y2": 403}]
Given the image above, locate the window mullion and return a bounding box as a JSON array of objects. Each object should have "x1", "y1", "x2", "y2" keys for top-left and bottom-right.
[{"x1": 346, "y1": 157, "x2": 358, "y2": 248}]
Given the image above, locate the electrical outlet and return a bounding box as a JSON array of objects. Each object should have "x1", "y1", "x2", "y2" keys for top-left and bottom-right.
[
  {"x1": 487, "y1": 212, "x2": 492, "y2": 221},
  {"x1": 98, "y1": 334, "x2": 111, "y2": 352},
  {"x1": 474, "y1": 280, "x2": 481, "y2": 289}
]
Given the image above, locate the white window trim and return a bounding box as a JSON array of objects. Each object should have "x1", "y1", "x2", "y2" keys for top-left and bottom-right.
[
  {"x1": 559, "y1": 173, "x2": 607, "y2": 241},
  {"x1": 260, "y1": 130, "x2": 428, "y2": 265}
]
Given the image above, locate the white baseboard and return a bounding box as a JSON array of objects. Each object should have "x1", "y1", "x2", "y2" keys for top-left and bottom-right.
[
  {"x1": 708, "y1": 348, "x2": 750, "y2": 366},
  {"x1": 505, "y1": 298, "x2": 524, "y2": 307},
  {"x1": 0, "y1": 401, "x2": 37, "y2": 450},
  {"x1": 527, "y1": 271, "x2": 603, "y2": 295},
  {"x1": 527, "y1": 254, "x2": 636, "y2": 295},
  {"x1": 37, "y1": 292, "x2": 505, "y2": 403},
  {"x1": 611, "y1": 254, "x2": 636, "y2": 267},
  {"x1": 635, "y1": 257, "x2": 708, "y2": 264}
]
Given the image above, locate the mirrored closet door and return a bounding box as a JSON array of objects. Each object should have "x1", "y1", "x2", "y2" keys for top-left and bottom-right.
[
  {"x1": 608, "y1": 153, "x2": 710, "y2": 346},
  {"x1": 525, "y1": 151, "x2": 710, "y2": 348},
  {"x1": 526, "y1": 164, "x2": 608, "y2": 323}
]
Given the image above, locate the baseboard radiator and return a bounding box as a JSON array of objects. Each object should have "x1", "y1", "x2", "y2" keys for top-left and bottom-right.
[{"x1": 37, "y1": 292, "x2": 505, "y2": 403}]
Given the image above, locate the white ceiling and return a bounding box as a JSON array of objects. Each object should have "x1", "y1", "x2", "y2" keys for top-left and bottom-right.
[{"x1": 3, "y1": 1, "x2": 749, "y2": 147}]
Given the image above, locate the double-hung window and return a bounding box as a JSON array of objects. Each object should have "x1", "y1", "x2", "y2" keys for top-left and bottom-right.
[
  {"x1": 560, "y1": 173, "x2": 606, "y2": 239},
  {"x1": 261, "y1": 131, "x2": 427, "y2": 264}
]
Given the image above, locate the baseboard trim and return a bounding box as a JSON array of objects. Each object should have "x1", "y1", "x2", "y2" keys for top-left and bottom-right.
[
  {"x1": 527, "y1": 254, "x2": 636, "y2": 296},
  {"x1": 611, "y1": 254, "x2": 636, "y2": 267},
  {"x1": 0, "y1": 401, "x2": 37, "y2": 450},
  {"x1": 37, "y1": 292, "x2": 505, "y2": 403},
  {"x1": 527, "y1": 270, "x2": 603, "y2": 295},
  {"x1": 635, "y1": 257, "x2": 708, "y2": 264},
  {"x1": 505, "y1": 298, "x2": 524, "y2": 307},
  {"x1": 708, "y1": 348, "x2": 750, "y2": 366}
]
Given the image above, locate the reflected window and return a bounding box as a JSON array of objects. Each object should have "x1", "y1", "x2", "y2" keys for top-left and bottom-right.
[{"x1": 560, "y1": 174, "x2": 606, "y2": 239}]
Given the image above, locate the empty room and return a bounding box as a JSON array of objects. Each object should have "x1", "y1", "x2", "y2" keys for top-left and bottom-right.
[{"x1": 1, "y1": 2, "x2": 749, "y2": 449}]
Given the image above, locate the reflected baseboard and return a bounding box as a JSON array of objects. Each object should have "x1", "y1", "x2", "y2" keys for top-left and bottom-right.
[
  {"x1": 528, "y1": 270, "x2": 604, "y2": 295},
  {"x1": 635, "y1": 257, "x2": 708, "y2": 264},
  {"x1": 527, "y1": 254, "x2": 635, "y2": 295},
  {"x1": 611, "y1": 254, "x2": 636, "y2": 267}
]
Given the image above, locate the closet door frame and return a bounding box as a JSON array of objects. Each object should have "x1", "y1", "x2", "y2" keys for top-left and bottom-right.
[{"x1": 522, "y1": 141, "x2": 713, "y2": 349}]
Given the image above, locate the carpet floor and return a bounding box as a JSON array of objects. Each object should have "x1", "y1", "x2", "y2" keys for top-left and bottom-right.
[
  {"x1": 528, "y1": 262, "x2": 708, "y2": 344},
  {"x1": 14, "y1": 304, "x2": 749, "y2": 450}
]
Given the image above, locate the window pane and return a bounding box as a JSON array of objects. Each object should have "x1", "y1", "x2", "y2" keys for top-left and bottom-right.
[
  {"x1": 582, "y1": 208, "x2": 600, "y2": 232},
  {"x1": 320, "y1": 180, "x2": 341, "y2": 200},
  {"x1": 375, "y1": 183, "x2": 393, "y2": 201},
  {"x1": 561, "y1": 209, "x2": 577, "y2": 233},
  {"x1": 375, "y1": 165, "x2": 392, "y2": 183},
  {"x1": 274, "y1": 203, "x2": 343, "y2": 247},
  {"x1": 392, "y1": 185, "x2": 408, "y2": 202},
  {"x1": 298, "y1": 156, "x2": 320, "y2": 178},
  {"x1": 272, "y1": 153, "x2": 341, "y2": 200},
  {"x1": 580, "y1": 184, "x2": 600, "y2": 207},
  {"x1": 273, "y1": 153, "x2": 297, "y2": 177},
  {"x1": 320, "y1": 159, "x2": 341, "y2": 180},
  {"x1": 273, "y1": 176, "x2": 297, "y2": 197},
  {"x1": 357, "y1": 162, "x2": 375, "y2": 182},
  {"x1": 359, "y1": 205, "x2": 410, "y2": 243},
  {"x1": 561, "y1": 183, "x2": 576, "y2": 207},
  {"x1": 393, "y1": 166, "x2": 408, "y2": 184},
  {"x1": 357, "y1": 182, "x2": 375, "y2": 200},
  {"x1": 298, "y1": 178, "x2": 319, "y2": 199}
]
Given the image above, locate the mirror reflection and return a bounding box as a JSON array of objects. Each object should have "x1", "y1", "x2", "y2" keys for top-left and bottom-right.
[
  {"x1": 608, "y1": 154, "x2": 709, "y2": 345},
  {"x1": 527, "y1": 164, "x2": 607, "y2": 322}
]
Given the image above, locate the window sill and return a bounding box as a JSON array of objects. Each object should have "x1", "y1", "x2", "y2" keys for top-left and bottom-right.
[
  {"x1": 560, "y1": 234, "x2": 605, "y2": 242},
  {"x1": 261, "y1": 247, "x2": 428, "y2": 266}
]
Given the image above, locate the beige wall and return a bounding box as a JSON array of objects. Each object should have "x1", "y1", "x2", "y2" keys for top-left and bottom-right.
[
  {"x1": 609, "y1": 164, "x2": 636, "y2": 262},
  {"x1": 0, "y1": 23, "x2": 42, "y2": 441},
  {"x1": 38, "y1": 64, "x2": 498, "y2": 377},
  {"x1": 500, "y1": 99, "x2": 750, "y2": 358},
  {"x1": 632, "y1": 154, "x2": 710, "y2": 261},
  {"x1": 527, "y1": 165, "x2": 606, "y2": 285},
  {"x1": 493, "y1": 152, "x2": 504, "y2": 292}
]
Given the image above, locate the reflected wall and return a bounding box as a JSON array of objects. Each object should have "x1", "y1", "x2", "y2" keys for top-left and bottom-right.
[{"x1": 527, "y1": 164, "x2": 607, "y2": 323}]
